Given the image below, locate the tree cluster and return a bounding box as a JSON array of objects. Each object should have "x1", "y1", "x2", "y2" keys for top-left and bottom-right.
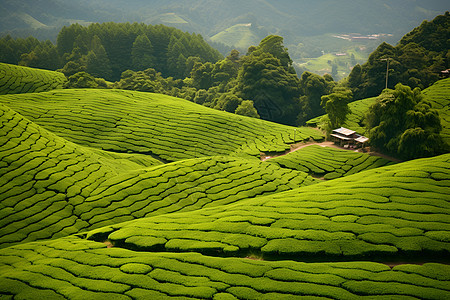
[
  {"x1": 347, "y1": 12, "x2": 449, "y2": 100},
  {"x1": 0, "y1": 22, "x2": 223, "y2": 81},
  {"x1": 366, "y1": 83, "x2": 446, "y2": 160}
]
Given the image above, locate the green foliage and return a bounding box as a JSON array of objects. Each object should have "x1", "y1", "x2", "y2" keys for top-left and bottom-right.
[
  {"x1": 64, "y1": 72, "x2": 100, "y2": 88},
  {"x1": 367, "y1": 83, "x2": 445, "y2": 159},
  {"x1": 79, "y1": 153, "x2": 450, "y2": 260},
  {"x1": 297, "y1": 71, "x2": 335, "y2": 124},
  {"x1": 235, "y1": 100, "x2": 260, "y2": 118},
  {"x1": 320, "y1": 87, "x2": 352, "y2": 129},
  {"x1": 347, "y1": 12, "x2": 449, "y2": 99},
  {"x1": 0, "y1": 62, "x2": 66, "y2": 95}
]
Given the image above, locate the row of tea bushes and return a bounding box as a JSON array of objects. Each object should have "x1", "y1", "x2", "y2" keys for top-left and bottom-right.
[
  {"x1": 0, "y1": 236, "x2": 449, "y2": 299},
  {"x1": 0, "y1": 104, "x2": 316, "y2": 248},
  {"x1": 0, "y1": 89, "x2": 323, "y2": 161},
  {"x1": 422, "y1": 78, "x2": 450, "y2": 145},
  {"x1": 0, "y1": 63, "x2": 66, "y2": 95},
  {"x1": 86, "y1": 153, "x2": 450, "y2": 260},
  {"x1": 266, "y1": 145, "x2": 395, "y2": 179}
]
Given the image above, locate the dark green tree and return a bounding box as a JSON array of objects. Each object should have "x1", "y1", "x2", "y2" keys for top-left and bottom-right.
[
  {"x1": 85, "y1": 36, "x2": 112, "y2": 79},
  {"x1": 366, "y1": 83, "x2": 444, "y2": 159},
  {"x1": 320, "y1": 87, "x2": 352, "y2": 129},
  {"x1": 131, "y1": 34, "x2": 154, "y2": 71},
  {"x1": 235, "y1": 100, "x2": 260, "y2": 118}
]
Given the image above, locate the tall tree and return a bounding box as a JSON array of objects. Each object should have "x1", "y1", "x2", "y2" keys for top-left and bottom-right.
[
  {"x1": 85, "y1": 35, "x2": 112, "y2": 79},
  {"x1": 131, "y1": 34, "x2": 154, "y2": 71},
  {"x1": 320, "y1": 87, "x2": 352, "y2": 129}
]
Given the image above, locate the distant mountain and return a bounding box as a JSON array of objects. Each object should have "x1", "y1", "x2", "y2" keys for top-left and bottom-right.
[{"x1": 1, "y1": 0, "x2": 447, "y2": 45}]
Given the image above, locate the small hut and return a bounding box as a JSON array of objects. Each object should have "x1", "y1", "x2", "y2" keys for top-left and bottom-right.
[
  {"x1": 330, "y1": 127, "x2": 357, "y2": 147},
  {"x1": 330, "y1": 127, "x2": 369, "y2": 149}
]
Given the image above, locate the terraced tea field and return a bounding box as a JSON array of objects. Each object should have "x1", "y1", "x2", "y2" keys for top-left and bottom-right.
[
  {"x1": 1, "y1": 237, "x2": 449, "y2": 299},
  {"x1": 0, "y1": 89, "x2": 323, "y2": 162},
  {"x1": 0, "y1": 69, "x2": 449, "y2": 299},
  {"x1": 265, "y1": 144, "x2": 395, "y2": 179},
  {"x1": 422, "y1": 78, "x2": 450, "y2": 145},
  {"x1": 0, "y1": 63, "x2": 66, "y2": 95}
]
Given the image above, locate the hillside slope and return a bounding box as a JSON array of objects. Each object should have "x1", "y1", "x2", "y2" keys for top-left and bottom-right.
[
  {"x1": 84, "y1": 153, "x2": 450, "y2": 260},
  {"x1": 0, "y1": 89, "x2": 323, "y2": 161},
  {"x1": 0, "y1": 103, "x2": 317, "y2": 248},
  {"x1": 1, "y1": 237, "x2": 449, "y2": 299},
  {"x1": 265, "y1": 144, "x2": 395, "y2": 180},
  {"x1": 0, "y1": 62, "x2": 66, "y2": 95}
]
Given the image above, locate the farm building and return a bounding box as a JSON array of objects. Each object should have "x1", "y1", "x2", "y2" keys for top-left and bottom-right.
[{"x1": 330, "y1": 127, "x2": 369, "y2": 148}]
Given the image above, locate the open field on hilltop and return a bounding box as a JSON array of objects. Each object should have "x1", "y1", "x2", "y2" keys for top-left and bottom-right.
[
  {"x1": 84, "y1": 154, "x2": 450, "y2": 261},
  {"x1": 0, "y1": 63, "x2": 66, "y2": 95},
  {"x1": 0, "y1": 103, "x2": 317, "y2": 248},
  {"x1": 1, "y1": 236, "x2": 449, "y2": 299},
  {"x1": 0, "y1": 89, "x2": 323, "y2": 162},
  {"x1": 265, "y1": 144, "x2": 396, "y2": 180}
]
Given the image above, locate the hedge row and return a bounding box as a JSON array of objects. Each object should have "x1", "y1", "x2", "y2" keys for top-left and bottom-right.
[
  {"x1": 87, "y1": 153, "x2": 450, "y2": 260},
  {"x1": 0, "y1": 104, "x2": 316, "y2": 248},
  {"x1": 0, "y1": 236, "x2": 449, "y2": 299},
  {"x1": 266, "y1": 144, "x2": 395, "y2": 179},
  {"x1": 0, "y1": 62, "x2": 66, "y2": 95},
  {"x1": 0, "y1": 89, "x2": 323, "y2": 162}
]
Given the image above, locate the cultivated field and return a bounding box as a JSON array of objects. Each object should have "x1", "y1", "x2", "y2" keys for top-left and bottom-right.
[
  {"x1": 0, "y1": 63, "x2": 66, "y2": 95},
  {"x1": 0, "y1": 71, "x2": 449, "y2": 298}
]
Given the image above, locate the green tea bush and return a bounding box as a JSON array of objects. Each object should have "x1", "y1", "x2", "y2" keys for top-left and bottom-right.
[
  {"x1": 0, "y1": 63, "x2": 66, "y2": 95},
  {"x1": 267, "y1": 145, "x2": 395, "y2": 179},
  {"x1": 85, "y1": 154, "x2": 450, "y2": 260},
  {"x1": 1, "y1": 237, "x2": 449, "y2": 299},
  {"x1": 0, "y1": 89, "x2": 323, "y2": 162}
]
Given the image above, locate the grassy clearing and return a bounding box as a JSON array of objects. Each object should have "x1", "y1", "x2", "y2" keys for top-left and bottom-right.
[
  {"x1": 0, "y1": 89, "x2": 323, "y2": 162},
  {"x1": 265, "y1": 144, "x2": 395, "y2": 179},
  {"x1": 0, "y1": 103, "x2": 317, "y2": 248},
  {"x1": 84, "y1": 153, "x2": 450, "y2": 260},
  {"x1": 0, "y1": 236, "x2": 449, "y2": 299},
  {"x1": 0, "y1": 62, "x2": 66, "y2": 95}
]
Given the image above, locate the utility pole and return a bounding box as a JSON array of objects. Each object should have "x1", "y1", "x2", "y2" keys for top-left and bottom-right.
[{"x1": 380, "y1": 58, "x2": 390, "y2": 90}]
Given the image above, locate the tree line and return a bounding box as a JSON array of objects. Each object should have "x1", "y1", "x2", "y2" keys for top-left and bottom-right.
[{"x1": 0, "y1": 22, "x2": 223, "y2": 81}]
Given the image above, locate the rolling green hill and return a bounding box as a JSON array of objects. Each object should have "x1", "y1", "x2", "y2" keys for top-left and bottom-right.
[
  {"x1": 0, "y1": 89, "x2": 323, "y2": 161},
  {"x1": 1, "y1": 236, "x2": 449, "y2": 299},
  {"x1": 0, "y1": 102, "x2": 318, "y2": 248},
  {"x1": 0, "y1": 64, "x2": 449, "y2": 298},
  {"x1": 0, "y1": 62, "x2": 66, "y2": 95},
  {"x1": 84, "y1": 153, "x2": 450, "y2": 261},
  {"x1": 265, "y1": 144, "x2": 395, "y2": 180}
]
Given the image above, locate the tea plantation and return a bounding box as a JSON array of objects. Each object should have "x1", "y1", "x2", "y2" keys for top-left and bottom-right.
[
  {"x1": 0, "y1": 63, "x2": 66, "y2": 95},
  {"x1": 84, "y1": 153, "x2": 450, "y2": 260},
  {"x1": 265, "y1": 144, "x2": 395, "y2": 179},
  {"x1": 0, "y1": 236, "x2": 449, "y2": 299},
  {"x1": 0, "y1": 103, "x2": 317, "y2": 248},
  {"x1": 0, "y1": 89, "x2": 323, "y2": 161},
  {"x1": 0, "y1": 67, "x2": 449, "y2": 298}
]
